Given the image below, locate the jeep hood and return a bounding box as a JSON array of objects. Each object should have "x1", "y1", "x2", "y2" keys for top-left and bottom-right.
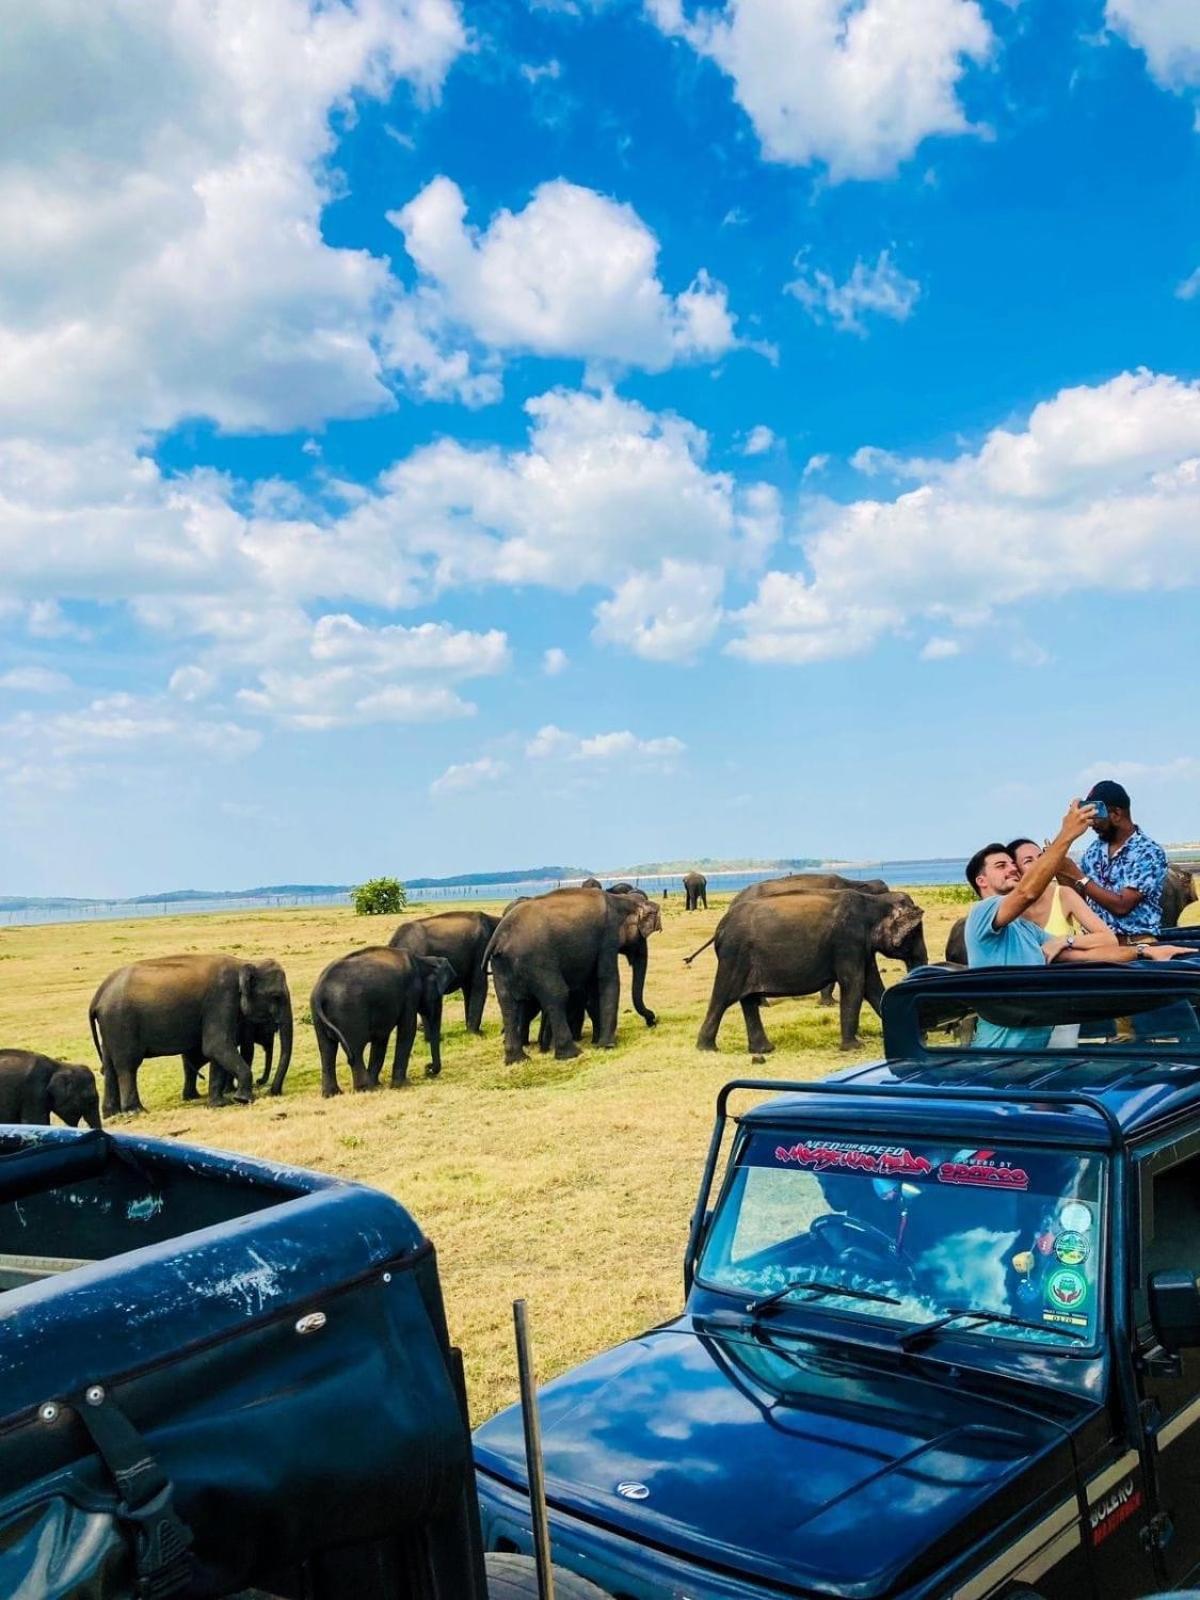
[{"x1": 473, "y1": 1319, "x2": 1083, "y2": 1598}]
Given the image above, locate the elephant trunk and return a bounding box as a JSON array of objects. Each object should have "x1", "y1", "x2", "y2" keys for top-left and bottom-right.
[
  {"x1": 904, "y1": 926, "x2": 930, "y2": 972},
  {"x1": 269, "y1": 994, "x2": 294, "y2": 1096}
]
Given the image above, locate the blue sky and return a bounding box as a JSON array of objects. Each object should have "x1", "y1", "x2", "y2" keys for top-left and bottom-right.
[{"x1": 2, "y1": 0, "x2": 1199, "y2": 895}]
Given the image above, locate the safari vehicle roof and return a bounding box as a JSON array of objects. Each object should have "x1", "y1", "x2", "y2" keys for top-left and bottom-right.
[{"x1": 738, "y1": 960, "x2": 1200, "y2": 1149}]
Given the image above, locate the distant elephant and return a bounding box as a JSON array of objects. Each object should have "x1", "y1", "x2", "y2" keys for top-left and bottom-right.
[
  {"x1": 945, "y1": 917, "x2": 967, "y2": 965},
  {"x1": 535, "y1": 887, "x2": 659, "y2": 1049},
  {"x1": 90, "y1": 954, "x2": 293, "y2": 1114},
  {"x1": 606, "y1": 881, "x2": 636, "y2": 893},
  {"x1": 0, "y1": 1050, "x2": 101, "y2": 1128},
  {"x1": 581, "y1": 878, "x2": 603, "y2": 889},
  {"x1": 1163, "y1": 865, "x2": 1198, "y2": 929},
  {"x1": 485, "y1": 887, "x2": 662, "y2": 1064},
  {"x1": 311, "y1": 948, "x2": 457, "y2": 1096},
  {"x1": 696, "y1": 889, "x2": 926, "y2": 1053},
  {"x1": 389, "y1": 910, "x2": 500, "y2": 1033},
  {"x1": 683, "y1": 871, "x2": 708, "y2": 911}
]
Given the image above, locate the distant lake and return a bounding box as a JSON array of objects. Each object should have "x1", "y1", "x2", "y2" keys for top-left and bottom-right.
[{"x1": 2, "y1": 859, "x2": 966, "y2": 928}]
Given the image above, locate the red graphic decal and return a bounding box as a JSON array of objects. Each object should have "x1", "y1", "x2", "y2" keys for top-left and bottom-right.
[
  {"x1": 774, "y1": 1143, "x2": 933, "y2": 1178},
  {"x1": 937, "y1": 1161, "x2": 1030, "y2": 1191},
  {"x1": 1090, "y1": 1479, "x2": 1141, "y2": 1546}
]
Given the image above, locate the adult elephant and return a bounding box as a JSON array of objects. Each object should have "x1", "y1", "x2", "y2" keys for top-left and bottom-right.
[
  {"x1": 683, "y1": 873, "x2": 893, "y2": 965},
  {"x1": 89, "y1": 954, "x2": 293, "y2": 1115},
  {"x1": 310, "y1": 949, "x2": 456, "y2": 1096},
  {"x1": 696, "y1": 889, "x2": 925, "y2": 1054},
  {"x1": 683, "y1": 871, "x2": 708, "y2": 911},
  {"x1": 486, "y1": 887, "x2": 662, "y2": 1064},
  {"x1": 1163, "y1": 864, "x2": 1198, "y2": 929},
  {"x1": 389, "y1": 910, "x2": 500, "y2": 1033},
  {"x1": 0, "y1": 1050, "x2": 101, "y2": 1127},
  {"x1": 534, "y1": 887, "x2": 659, "y2": 1049}
]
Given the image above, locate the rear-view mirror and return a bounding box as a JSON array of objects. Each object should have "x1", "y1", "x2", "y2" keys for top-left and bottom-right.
[{"x1": 1149, "y1": 1270, "x2": 1200, "y2": 1351}]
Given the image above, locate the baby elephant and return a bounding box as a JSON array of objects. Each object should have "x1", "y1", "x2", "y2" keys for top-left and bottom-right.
[
  {"x1": 310, "y1": 949, "x2": 457, "y2": 1097},
  {"x1": 0, "y1": 1050, "x2": 102, "y2": 1128}
]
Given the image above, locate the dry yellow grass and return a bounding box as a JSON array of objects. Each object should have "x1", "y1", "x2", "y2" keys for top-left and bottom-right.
[{"x1": 2, "y1": 889, "x2": 1194, "y2": 1420}]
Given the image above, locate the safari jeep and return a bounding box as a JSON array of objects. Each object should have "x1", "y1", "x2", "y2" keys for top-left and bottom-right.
[{"x1": 474, "y1": 958, "x2": 1200, "y2": 1599}]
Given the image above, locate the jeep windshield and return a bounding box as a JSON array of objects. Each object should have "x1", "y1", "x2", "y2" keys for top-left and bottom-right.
[{"x1": 697, "y1": 1130, "x2": 1103, "y2": 1348}]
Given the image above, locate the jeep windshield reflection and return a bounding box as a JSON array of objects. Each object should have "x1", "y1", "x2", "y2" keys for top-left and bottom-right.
[
  {"x1": 917, "y1": 989, "x2": 1200, "y2": 1053},
  {"x1": 698, "y1": 1131, "x2": 1103, "y2": 1347}
]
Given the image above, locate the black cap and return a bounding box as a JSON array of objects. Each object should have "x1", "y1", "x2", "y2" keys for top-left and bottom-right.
[{"x1": 1086, "y1": 779, "x2": 1131, "y2": 810}]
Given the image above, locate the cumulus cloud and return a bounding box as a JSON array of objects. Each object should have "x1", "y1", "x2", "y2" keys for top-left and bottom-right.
[
  {"x1": 742, "y1": 425, "x2": 776, "y2": 456},
  {"x1": 919, "y1": 637, "x2": 961, "y2": 661},
  {"x1": 542, "y1": 647, "x2": 569, "y2": 676},
  {"x1": 729, "y1": 369, "x2": 1200, "y2": 664},
  {"x1": 430, "y1": 755, "x2": 509, "y2": 794},
  {"x1": 388, "y1": 177, "x2": 739, "y2": 379},
  {"x1": 0, "y1": 0, "x2": 466, "y2": 444},
  {"x1": 592, "y1": 561, "x2": 725, "y2": 662},
  {"x1": 645, "y1": 0, "x2": 992, "y2": 180},
  {"x1": 787, "y1": 251, "x2": 921, "y2": 335},
  {"x1": 0, "y1": 666, "x2": 72, "y2": 693},
  {"x1": 1106, "y1": 0, "x2": 1200, "y2": 89},
  {"x1": 525, "y1": 724, "x2": 685, "y2": 763}
]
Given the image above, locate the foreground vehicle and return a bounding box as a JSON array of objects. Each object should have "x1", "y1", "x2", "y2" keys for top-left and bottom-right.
[
  {"x1": 476, "y1": 959, "x2": 1200, "y2": 1599},
  {"x1": 0, "y1": 1129, "x2": 603, "y2": 1598}
]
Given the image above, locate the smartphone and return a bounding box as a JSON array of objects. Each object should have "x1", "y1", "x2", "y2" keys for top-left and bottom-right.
[{"x1": 1090, "y1": 800, "x2": 1109, "y2": 821}]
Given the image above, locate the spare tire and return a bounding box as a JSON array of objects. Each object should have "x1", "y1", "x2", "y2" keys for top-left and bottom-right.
[{"x1": 485, "y1": 1551, "x2": 611, "y2": 1598}]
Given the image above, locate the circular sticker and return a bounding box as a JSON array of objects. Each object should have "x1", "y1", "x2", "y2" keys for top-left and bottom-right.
[
  {"x1": 1055, "y1": 1230, "x2": 1089, "y2": 1266},
  {"x1": 1060, "y1": 1201, "x2": 1092, "y2": 1233},
  {"x1": 1046, "y1": 1267, "x2": 1088, "y2": 1311}
]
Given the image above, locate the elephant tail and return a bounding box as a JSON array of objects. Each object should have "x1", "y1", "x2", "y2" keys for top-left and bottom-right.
[
  {"x1": 480, "y1": 923, "x2": 505, "y2": 976},
  {"x1": 683, "y1": 935, "x2": 716, "y2": 966},
  {"x1": 88, "y1": 1005, "x2": 106, "y2": 1067},
  {"x1": 312, "y1": 991, "x2": 354, "y2": 1062}
]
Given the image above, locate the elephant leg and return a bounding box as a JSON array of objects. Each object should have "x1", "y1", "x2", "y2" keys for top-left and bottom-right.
[
  {"x1": 256, "y1": 1036, "x2": 274, "y2": 1087},
  {"x1": 466, "y1": 965, "x2": 487, "y2": 1034},
  {"x1": 835, "y1": 960, "x2": 867, "y2": 1050},
  {"x1": 818, "y1": 983, "x2": 836, "y2": 1007},
  {"x1": 701, "y1": 892, "x2": 707, "y2": 909},
  {"x1": 365, "y1": 1036, "x2": 387, "y2": 1087},
  {"x1": 697, "y1": 963, "x2": 739, "y2": 1051},
  {"x1": 116, "y1": 1058, "x2": 145, "y2": 1115},
  {"x1": 492, "y1": 967, "x2": 529, "y2": 1066},
  {"x1": 592, "y1": 955, "x2": 620, "y2": 1049},
  {"x1": 182, "y1": 1051, "x2": 205, "y2": 1102},
  {"x1": 568, "y1": 990, "x2": 588, "y2": 1042},
  {"x1": 390, "y1": 1000, "x2": 419, "y2": 1086},
  {"x1": 423, "y1": 994, "x2": 444, "y2": 1078},
  {"x1": 539, "y1": 977, "x2": 580, "y2": 1061},
  {"x1": 741, "y1": 996, "x2": 773, "y2": 1055},
  {"x1": 537, "y1": 1012, "x2": 553, "y2": 1054},
  {"x1": 315, "y1": 1024, "x2": 341, "y2": 1098}
]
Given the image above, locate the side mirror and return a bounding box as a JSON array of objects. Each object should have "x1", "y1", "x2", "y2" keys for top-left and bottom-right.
[{"x1": 1149, "y1": 1270, "x2": 1200, "y2": 1351}]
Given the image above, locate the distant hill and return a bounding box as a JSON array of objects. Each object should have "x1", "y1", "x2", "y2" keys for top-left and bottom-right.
[
  {"x1": 405, "y1": 866, "x2": 592, "y2": 888},
  {"x1": 614, "y1": 857, "x2": 822, "y2": 875}
]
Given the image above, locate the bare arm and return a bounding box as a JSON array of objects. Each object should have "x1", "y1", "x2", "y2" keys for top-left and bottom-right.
[
  {"x1": 1057, "y1": 866, "x2": 1144, "y2": 919},
  {"x1": 1059, "y1": 885, "x2": 1115, "y2": 939},
  {"x1": 994, "y1": 800, "x2": 1097, "y2": 929},
  {"x1": 1044, "y1": 938, "x2": 1193, "y2": 965}
]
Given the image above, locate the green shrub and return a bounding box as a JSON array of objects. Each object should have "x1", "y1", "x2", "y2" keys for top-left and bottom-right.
[{"x1": 352, "y1": 876, "x2": 407, "y2": 916}]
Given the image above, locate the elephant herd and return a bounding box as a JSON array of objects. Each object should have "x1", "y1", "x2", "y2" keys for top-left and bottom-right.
[{"x1": 3, "y1": 868, "x2": 936, "y2": 1127}]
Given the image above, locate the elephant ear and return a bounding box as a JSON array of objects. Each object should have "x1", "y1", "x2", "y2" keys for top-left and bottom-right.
[
  {"x1": 238, "y1": 963, "x2": 256, "y2": 1013},
  {"x1": 636, "y1": 902, "x2": 663, "y2": 936},
  {"x1": 882, "y1": 901, "x2": 924, "y2": 951}
]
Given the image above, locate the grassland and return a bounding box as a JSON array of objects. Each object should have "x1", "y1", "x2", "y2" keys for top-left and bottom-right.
[{"x1": 2, "y1": 889, "x2": 1194, "y2": 1422}]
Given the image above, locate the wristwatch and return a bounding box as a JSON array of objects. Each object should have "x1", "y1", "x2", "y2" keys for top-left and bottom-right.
[
  {"x1": 1077, "y1": 875, "x2": 1092, "y2": 893},
  {"x1": 1065, "y1": 936, "x2": 1076, "y2": 951},
  {"x1": 1135, "y1": 942, "x2": 1151, "y2": 959}
]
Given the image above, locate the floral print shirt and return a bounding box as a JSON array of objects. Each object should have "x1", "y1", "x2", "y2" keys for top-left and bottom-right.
[{"x1": 1079, "y1": 827, "x2": 1168, "y2": 934}]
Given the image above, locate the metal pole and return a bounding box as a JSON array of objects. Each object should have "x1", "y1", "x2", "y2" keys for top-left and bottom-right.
[{"x1": 513, "y1": 1299, "x2": 555, "y2": 1600}]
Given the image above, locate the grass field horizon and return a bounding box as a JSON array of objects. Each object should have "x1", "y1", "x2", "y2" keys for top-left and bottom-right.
[{"x1": 3, "y1": 887, "x2": 1195, "y2": 1422}]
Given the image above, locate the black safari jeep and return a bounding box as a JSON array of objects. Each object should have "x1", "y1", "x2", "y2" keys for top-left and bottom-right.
[
  {"x1": 0, "y1": 1129, "x2": 604, "y2": 1599},
  {"x1": 475, "y1": 958, "x2": 1200, "y2": 1600}
]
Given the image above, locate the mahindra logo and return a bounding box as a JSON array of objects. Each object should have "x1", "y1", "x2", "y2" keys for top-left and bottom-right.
[{"x1": 616, "y1": 1481, "x2": 649, "y2": 1500}]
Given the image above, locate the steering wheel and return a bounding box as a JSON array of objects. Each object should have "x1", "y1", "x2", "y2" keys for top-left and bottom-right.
[{"x1": 809, "y1": 1214, "x2": 914, "y2": 1286}]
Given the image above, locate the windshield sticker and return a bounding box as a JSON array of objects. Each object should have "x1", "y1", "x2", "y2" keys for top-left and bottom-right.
[
  {"x1": 937, "y1": 1159, "x2": 1029, "y2": 1191},
  {"x1": 773, "y1": 1141, "x2": 933, "y2": 1178},
  {"x1": 1054, "y1": 1231, "x2": 1090, "y2": 1266},
  {"x1": 1046, "y1": 1267, "x2": 1088, "y2": 1313},
  {"x1": 1060, "y1": 1201, "x2": 1093, "y2": 1233}
]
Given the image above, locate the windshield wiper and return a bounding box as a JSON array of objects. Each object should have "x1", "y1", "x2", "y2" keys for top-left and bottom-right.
[
  {"x1": 745, "y1": 1278, "x2": 902, "y2": 1317},
  {"x1": 899, "y1": 1306, "x2": 1089, "y2": 1350}
]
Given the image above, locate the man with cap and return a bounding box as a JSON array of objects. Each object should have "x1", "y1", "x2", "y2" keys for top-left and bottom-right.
[{"x1": 1060, "y1": 780, "x2": 1168, "y2": 941}]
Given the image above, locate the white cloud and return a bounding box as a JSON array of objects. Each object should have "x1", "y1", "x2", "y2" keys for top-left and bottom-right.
[
  {"x1": 1178, "y1": 268, "x2": 1200, "y2": 301},
  {"x1": 542, "y1": 647, "x2": 569, "y2": 676},
  {"x1": 430, "y1": 755, "x2": 508, "y2": 794},
  {"x1": 0, "y1": 0, "x2": 465, "y2": 445},
  {"x1": 592, "y1": 560, "x2": 725, "y2": 662},
  {"x1": 525, "y1": 724, "x2": 685, "y2": 763},
  {"x1": 919, "y1": 637, "x2": 961, "y2": 661},
  {"x1": 742, "y1": 425, "x2": 776, "y2": 456},
  {"x1": 646, "y1": 0, "x2": 992, "y2": 181},
  {"x1": 389, "y1": 177, "x2": 739, "y2": 375},
  {"x1": 729, "y1": 369, "x2": 1200, "y2": 665},
  {"x1": 1106, "y1": 0, "x2": 1200, "y2": 89},
  {"x1": 0, "y1": 666, "x2": 72, "y2": 693},
  {"x1": 786, "y1": 250, "x2": 921, "y2": 335},
  {"x1": 168, "y1": 665, "x2": 216, "y2": 702},
  {"x1": 1079, "y1": 756, "x2": 1200, "y2": 787}
]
